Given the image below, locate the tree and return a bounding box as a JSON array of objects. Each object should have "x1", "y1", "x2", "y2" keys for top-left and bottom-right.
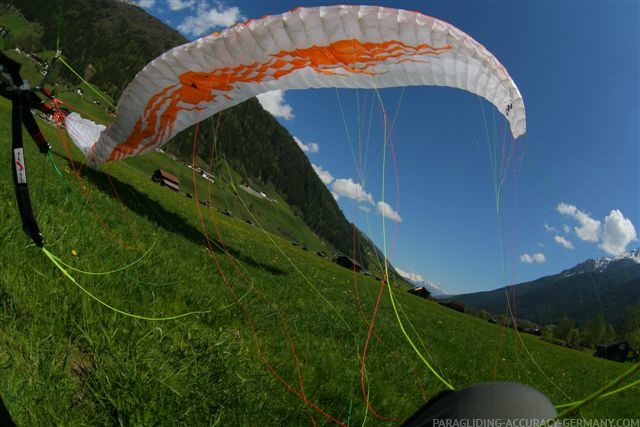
[
  {"x1": 497, "y1": 314, "x2": 508, "y2": 327},
  {"x1": 580, "y1": 316, "x2": 606, "y2": 348},
  {"x1": 553, "y1": 317, "x2": 575, "y2": 341},
  {"x1": 623, "y1": 301, "x2": 640, "y2": 333},
  {"x1": 604, "y1": 323, "x2": 617, "y2": 343},
  {"x1": 623, "y1": 301, "x2": 640, "y2": 349},
  {"x1": 566, "y1": 328, "x2": 582, "y2": 349},
  {"x1": 626, "y1": 329, "x2": 640, "y2": 351}
]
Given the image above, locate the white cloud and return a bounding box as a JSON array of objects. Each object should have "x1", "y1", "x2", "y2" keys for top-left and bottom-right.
[
  {"x1": 520, "y1": 253, "x2": 546, "y2": 264},
  {"x1": 256, "y1": 90, "x2": 294, "y2": 120},
  {"x1": 331, "y1": 178, "x2": 374, "y2": 205},
  {"x1": 167, "y1": 0, "x2": 195, "y2": 11},
  {"x1": 358, "y1": 205, "x2": 372, "y2": 213},
  {"x1": 600, "y1": 210, "x2": 637, "y2": 255},
  {"x1": 553, "y1": 203, "x2": 637, "y2": 256},
  {"x1": 177, "y1": 1, "x2": 243, "y2": 37},
  {"x1": 562, "y1": 224, "x2": 571, "y2": 234},
  {"x1": 544, "y1": 222, "x2": 556, "y2": 232},
  {"x1": 376, "y1": 201, "x2": 402, "y2": 222},
  {"x1": 331, "y1": 192, "x2": 339, "y2": 201},
  {"x1": 294, "y1": 136, "x2": 319, "y2": 153},
  {"x1": 312, "y1": 164, "x2": 334, "y2": 185},
  {"x1": 556, "y1": 203, "x2": 601, "y2": 242},
  {"x1": 554, "y1": 235, "x2": 574, "y2": 250},
  {"x1": 137, "y1": 0, "x2": 155, "y2": 7}
]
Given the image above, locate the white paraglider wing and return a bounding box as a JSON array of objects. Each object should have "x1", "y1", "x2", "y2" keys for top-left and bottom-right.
[{"x1": 66, "y1": 5, "x2": 525, "y2": 167}]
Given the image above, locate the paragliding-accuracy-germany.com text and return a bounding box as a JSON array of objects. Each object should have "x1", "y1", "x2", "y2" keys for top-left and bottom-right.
[{"x1": 433, "y1": 419, "x2": 640, "y2": 427}]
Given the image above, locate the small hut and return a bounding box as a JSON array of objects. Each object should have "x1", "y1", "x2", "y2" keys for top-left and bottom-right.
[
  {"x1": 152, "y1": 169, "x2": 180, "y2": 192},
  {"x1": 408, "y1": 287, "x2": 431, "y2": 299},
  {"x1": 594, "y1": 341, "x2": 634, "y2": 363},
  {"x1": 334, "y1": 255, "x2": 362, "y2": 273}
]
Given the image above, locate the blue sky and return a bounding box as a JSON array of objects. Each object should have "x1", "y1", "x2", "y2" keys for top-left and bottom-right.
[{"x1": 131, "y1": 0, "x2": 639, "y2": 294}]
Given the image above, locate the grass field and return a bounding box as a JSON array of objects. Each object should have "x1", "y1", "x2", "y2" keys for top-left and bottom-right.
[
  {"x1": 0, "y1": 13, "x2": 41, "y2": 51},
  {"x1": 0, "y1": 91, "x2": 638, "y2": 425}
]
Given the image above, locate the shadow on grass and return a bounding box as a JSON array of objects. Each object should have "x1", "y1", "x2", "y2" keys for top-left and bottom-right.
[{"x1": 53, "y1": 152, "x2": 287, "y2": 276}]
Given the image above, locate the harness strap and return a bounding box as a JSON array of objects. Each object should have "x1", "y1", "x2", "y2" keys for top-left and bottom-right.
[{"x1": 1, "y1": 51, "x2": 51, "y2": 247}]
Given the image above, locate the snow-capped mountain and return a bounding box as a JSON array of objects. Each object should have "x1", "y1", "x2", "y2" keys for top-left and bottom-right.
[
  {"x1": 396, "y1": 268, "x2": 449, "y2": 296},
  {"x1": 561, "y1": 248, "x2": 640, "y2": 277},
  {"x1": 454, "y1": 248, "x2": 640, "y2": 325}
]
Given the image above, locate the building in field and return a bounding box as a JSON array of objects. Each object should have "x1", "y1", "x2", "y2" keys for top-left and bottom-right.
[
  {"x1": 152, "y1": 169, "x2": 180, "y2": 192},
  {"x1": 408, "y1": 287, "x2": 432, "y2": 299},
  {"x1": 594, "y1": 341, "x2": 634, "y2": 363},
  {"x1": 334, "y1": 254, "x2": 363, "y2": 273}
]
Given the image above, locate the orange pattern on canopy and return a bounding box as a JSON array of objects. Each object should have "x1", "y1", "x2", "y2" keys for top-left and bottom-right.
[{"x1": 108, "y1": 39, "x2": 451, "y2": 161}]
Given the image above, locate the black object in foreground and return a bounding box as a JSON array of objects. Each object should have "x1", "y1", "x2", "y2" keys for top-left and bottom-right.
[
  {"x1": 0, "y1": 394, "x2": 16, "y2": 427},
  {"x1": 0, "y1": 51, "x2": 54, "y2": 247},
  {"x1": 402, "y1": 382, "x2": 557, "y2": 427}
]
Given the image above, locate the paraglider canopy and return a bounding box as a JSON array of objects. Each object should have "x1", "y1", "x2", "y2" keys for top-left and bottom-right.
[{"x1": 65, "y1": 5, "x2": 525, "y2": 167}]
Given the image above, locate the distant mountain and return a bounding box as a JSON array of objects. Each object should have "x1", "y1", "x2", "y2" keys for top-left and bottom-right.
[
  {"x1": 559, "y1": 250, "x2": 640, "y2": 277},
  {"x1": 454, "y1": 249, "x2": 640, "y2": 326},
  {"x1": 396, "y1": 268, "x2": 449, "y2": 296}
]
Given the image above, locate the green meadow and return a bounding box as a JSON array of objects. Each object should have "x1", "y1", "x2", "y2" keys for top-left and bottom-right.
[
  {"x1": 0, "y1": 95, "x2": 638, "y2": 425},
  {"x1": 0, "y1": 13, "x2": 40, "y2": 51}
]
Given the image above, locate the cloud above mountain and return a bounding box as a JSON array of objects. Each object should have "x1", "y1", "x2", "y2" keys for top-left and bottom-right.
[
  {"x1": 555, "y1": 203, "x2": 637, "y2": 255},
  {"x1": 601, "y1": 209, "x2": 637, "y2": 256},
  {"x1": 176, "y1": 1, "x2": 244, "y2": 37},
  {"x1": 312, "y1": 164, "x2": 334, "y2": 185},
  {"x1": 256, "y1": 90, "x2": 294, "y2": 120},
  {"x1": 376, "y1": 201, "x2": 402, "y2": 223},
  {"x1": 294, "y1": 137, "x2": 319, "y2": 153},
  {"x1": 520, "y1": 253, "x2": 546, "y2": 264},
  {"x1": 331, "y1": 178, "x2": 374, "y2": 205},
  {"x1": 554, "y1": 235, "x2": 574, "y2": 250},
  {"x1": 556, "y1": 203, "x2": 601, "y2": 242}
]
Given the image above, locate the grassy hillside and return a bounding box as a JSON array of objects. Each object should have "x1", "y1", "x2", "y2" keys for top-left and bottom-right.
[
  {"x1": 0, "y1": 14, "x2": 114, "y2": 124},
  {"x1": 166, "y1": 97, "x2": 387, "y2": 271},
  {"x1": 0, "y1": 96, "x2": 638, "y2": 424},
  {"x1": 120, "y1": 150, "x2": 333, "y2": 254},
  {"x1": 0, "y1": 14, "x2": 38, "y2": 54}
]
